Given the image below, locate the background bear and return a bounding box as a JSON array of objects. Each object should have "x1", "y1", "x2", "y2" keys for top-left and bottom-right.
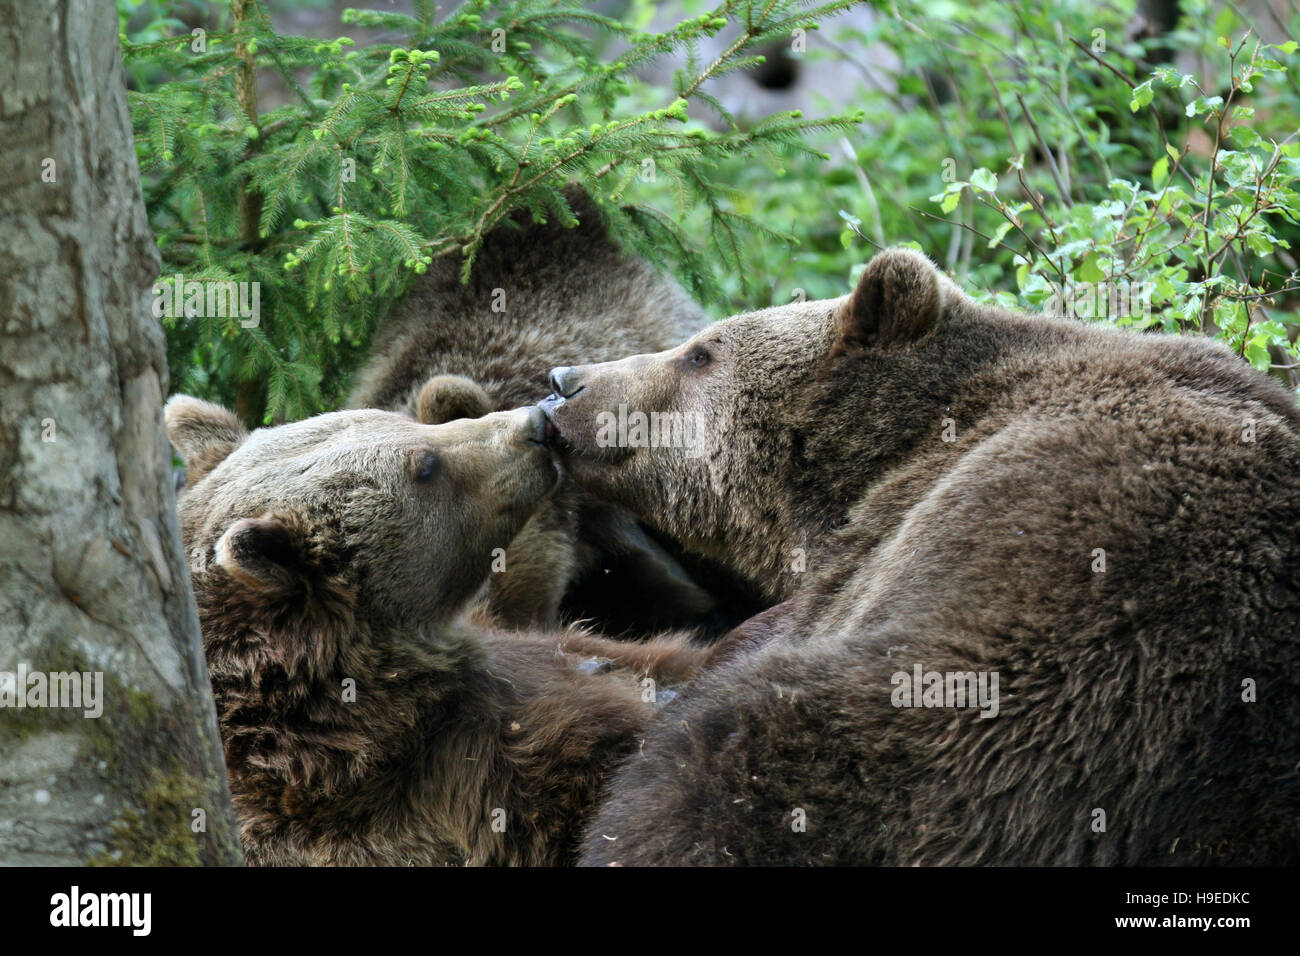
[
  {"x1": 348, "y1": 187, "x2": 753, "y2": 635},
  {"x1": 165, "y1": 395, "x2": 715, "y2": 866},
  {"x1": 542, "y1": 248, "x2": 1300, "y2": 865}
]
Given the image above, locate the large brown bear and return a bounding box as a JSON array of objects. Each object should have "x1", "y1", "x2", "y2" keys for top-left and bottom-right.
[
  {"x1": 165, "y1": 395, "x2": 715, "y2": 866},
  {"x1": 542, "y1": 248, "x2": 1300, "y2": 865},
  {"x1": 347, "y1": 189, "x2": 747, "y2": 634}
]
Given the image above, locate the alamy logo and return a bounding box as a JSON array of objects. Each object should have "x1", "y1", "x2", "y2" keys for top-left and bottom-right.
[
  {"x1": 151, "y1": 274, "x2": 260, "y2": 328},
  {"x1": 890, "y1": 663, "x2": 999, "y2": 718},
  {"x1": 50, "y1": 886, "x2": 151, "y2": 936},
  {"x1": 595, "y1": 404, "x2": 707, "y2": 458},
  {"x1": 0, "y1": 664, "x2": 103, "y2": 718},
  {"x1": 1044, "y1": 279, "x2": 1153, "y2": 322}
]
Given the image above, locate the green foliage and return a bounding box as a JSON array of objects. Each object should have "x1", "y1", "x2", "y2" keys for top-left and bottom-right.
[
  {"x1": 712, "y1": 0, "x2": 1300, "y2": 393},
  {"x1": 125, "y1": 1, "x2": 1300, "y2": 421},
  {"x1": 920, "y1": 6, "x2": 1300, "y2": 383},
  {"x1": 123, "y1": 0, "x2": 862, "y2": 423}
]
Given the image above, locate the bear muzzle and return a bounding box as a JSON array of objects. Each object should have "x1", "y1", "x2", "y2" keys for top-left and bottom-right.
[
  {"x1": 524, "y1": 405, "x2": 554, "y2": 446},
  {"x1": 548, "y1": 365, "x2": 585, "y2": 399}
]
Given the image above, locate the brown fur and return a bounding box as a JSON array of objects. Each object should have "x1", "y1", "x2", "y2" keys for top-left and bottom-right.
[
  {"x1": 543, "y1": 248, "x2": 1300, "y2": 865},
  {"x1": 415, "y1": 374, "x2": 493, "y2": 427},
  {"x1": 347, "y1": 188, "x2": 727, "y2": 633},
  {"x1": 166, "y1": 397, "x2": 248, "y2": 485},
  {"x1": 166, "y1": 396, "x2": 713, "y2": 865}
]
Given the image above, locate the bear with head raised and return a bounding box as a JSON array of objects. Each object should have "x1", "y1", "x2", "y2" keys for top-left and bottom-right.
[
  {"x1": 543, "y1": 248, "x2": 1300, "y2": 865},
  {"x1": 347, "y1": 188, "x2": 748, "y2": 635},
  {"x1": 166, "y1": 395, "x2": 712, "y2": 866}
]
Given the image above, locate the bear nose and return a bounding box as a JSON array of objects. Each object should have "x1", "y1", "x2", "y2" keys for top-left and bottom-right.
[
  {"x1": 523, "y1": 405, "x2": 551, "y2": 445},
  {"x1": 549, "y1": 366, "x2": 583, "y2": 399}
]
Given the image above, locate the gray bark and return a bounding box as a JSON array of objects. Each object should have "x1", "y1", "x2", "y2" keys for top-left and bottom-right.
[{"x1": 0, "y1": 0, "x2": 241, "y2": 864}]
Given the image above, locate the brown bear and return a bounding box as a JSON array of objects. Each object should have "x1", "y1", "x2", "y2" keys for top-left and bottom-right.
[
  {"x1": 165, "y1": 395, "x2": 716, "y2": 866},
  {"x1": 541, "y1": 248, "x2": 1300, "y2": 865},
  {"x1": 347, "y1": 188, "x2": 752, "y2": 635}
]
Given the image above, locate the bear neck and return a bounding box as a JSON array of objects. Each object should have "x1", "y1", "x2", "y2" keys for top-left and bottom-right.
[
  {"x1": 197, "y1": 575, "x2": 632, "y2": 865},
  {"x1": 773, "y1": 307, "x2": 1082, "y2": 599},
  {"x1": 196, "y1": 573, "x2": 499, "y2": 861}
]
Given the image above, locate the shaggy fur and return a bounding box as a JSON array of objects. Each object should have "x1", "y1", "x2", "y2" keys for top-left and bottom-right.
[
  {"x1": 166, "y1": 397, "x2": 715, "y2": 866},
  {"x1": 346, "y1": 188, "x2": 734, "y2": 633},
  {"x1": 544, "y1": 248, "x2": 1300, "y2": 865}
]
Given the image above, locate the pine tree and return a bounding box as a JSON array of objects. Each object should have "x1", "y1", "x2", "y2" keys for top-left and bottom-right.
[{"x1": 124, "y1": 0, "x2": 864, "y2": 423}]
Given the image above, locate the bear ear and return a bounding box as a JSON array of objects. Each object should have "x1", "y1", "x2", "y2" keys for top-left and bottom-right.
[
  {"x1": 214, "y1": 515, "x2": 304, "y2": 593},
  {"x1": 416, "y1": 374, "x2": 493, "y2": 425},
  {"x1": 836, "y1": 248, "x2": 943, "y2": 352},
  {"x1": 165, "y1": 395, "x2": 248, "y2": 485}
]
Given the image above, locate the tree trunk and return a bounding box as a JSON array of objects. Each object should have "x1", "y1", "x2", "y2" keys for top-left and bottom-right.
[{"x1": 0, "y1": 0, "x2": 242, "y2": 865}]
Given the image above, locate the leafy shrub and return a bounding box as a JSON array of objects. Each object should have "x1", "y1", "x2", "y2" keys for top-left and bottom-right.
[
  {"x1": 730, "y1": 1, "x2": 1300, "y2": 391},
  {"x1": 921, "y1": 5, "x2": 1300, "y2": 382}
]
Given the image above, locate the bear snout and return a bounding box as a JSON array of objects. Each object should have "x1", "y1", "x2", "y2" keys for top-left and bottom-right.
[
  {"x1": 523, "y1": 405, "x2": 552, "y2": 446},
  {"x1": 549, "y1": 365, "x2": 585, "y2": 399},
  {"x1": 538, "y1": 392, "x2": 564, "y2": 417}
]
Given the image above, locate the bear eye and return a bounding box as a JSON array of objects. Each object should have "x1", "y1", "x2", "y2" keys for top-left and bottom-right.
[
  {"x1": 410, "y1": 449, "x2": 441, "y2": 484},
  {"x1": 687, "y1": 346, "x2": 712, "y2": 369}
]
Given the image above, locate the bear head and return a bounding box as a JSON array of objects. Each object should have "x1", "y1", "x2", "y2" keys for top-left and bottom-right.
[
  {"x1": 541, "y1": 248, "x2": 953, "y2": 599},
  {"x1": 166, "y1": 397, "x2": 558, "y2": 640}
]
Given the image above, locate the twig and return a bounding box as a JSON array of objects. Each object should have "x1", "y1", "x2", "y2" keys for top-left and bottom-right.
[
  {"x1": 1015, "y1": 91, "x2": 1070, "y2": 203},
  {"x1": 980, "y1": 63, "x2": 1060, "y2": 246}
]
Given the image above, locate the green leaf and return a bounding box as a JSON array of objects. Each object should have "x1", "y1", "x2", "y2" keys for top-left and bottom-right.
[
  {"x1": 1152, "y1": 156, "x2": 1169, "y2": 187},
  {"x1": 1130, "y1": 81, "x2": 1154, "y2": 112},
  {"x1": 1231, "y1": 125, "x2": 1263, "y2": 149},
  {"x1": 989, "y1": 218, "x2": 1016, "y2": 248},
  {"x1": 970, "y1": 168, "x2": 998, "y2": 192},
  {"x1": 1078, "y1": 254, "x2": 1105, "y2": 283},
  {"x1": 1246, "y1": 231, "x2": 1275, "y2": 256}
]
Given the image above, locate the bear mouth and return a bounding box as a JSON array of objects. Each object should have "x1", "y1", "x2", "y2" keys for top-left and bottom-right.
[
  {"x1": 538, "y1": 393, "x2": 569, "y2": 449},
  {"x1": 537, "y1": 392, "x2": 632, "y2": 466},
  {"x1": 527, "y1": 418, "x2": 557, "y2": 447}
]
